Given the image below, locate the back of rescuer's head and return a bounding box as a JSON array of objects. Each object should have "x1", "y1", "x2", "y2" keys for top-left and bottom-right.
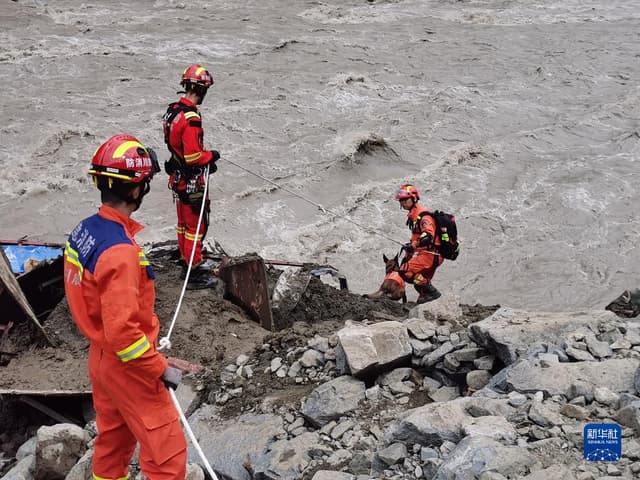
[
  {"x1": 180, "y1": 64, "x2": 214, "y2": 104},
  {"x1": 89, "y1": 134, "x2": 160, "y2": 209},
  {"x1": 396, "y1": 184, "x2": 420, "y2": 202}
]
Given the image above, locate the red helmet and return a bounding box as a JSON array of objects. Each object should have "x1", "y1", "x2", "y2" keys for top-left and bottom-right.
[
  {"x1": 181, "y1": 64, "x2": 213, "y2": 88},
  {"x1": 396, "y1": 184, "x2": 420, "y2": 201},
  {"x1": 89, "y1": 134, "x2": 160, "y2": 184}
]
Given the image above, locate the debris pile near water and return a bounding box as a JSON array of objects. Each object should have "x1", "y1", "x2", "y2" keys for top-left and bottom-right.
[{"x1": 2, "y1": 246, "x2": 640, "y2": 479}]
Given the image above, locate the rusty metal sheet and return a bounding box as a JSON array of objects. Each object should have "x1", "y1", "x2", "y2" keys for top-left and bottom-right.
[{"x1": 219, "y1": 254, "x2": 273, "y2": 331}]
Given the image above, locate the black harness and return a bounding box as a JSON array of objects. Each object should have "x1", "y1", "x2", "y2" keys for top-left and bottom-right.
[{"x1": 163, "y1": 101, "x2": 201, "y2": 170}]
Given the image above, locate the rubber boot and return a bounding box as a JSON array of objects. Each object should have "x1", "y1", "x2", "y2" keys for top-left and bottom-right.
[
  {"x1": 179, "y1": 260, "x2": 188, "y2": 280},
  {"x1": 186, "y1": 261, "x2": 218, "y2": 290},
  {"x1": 181, "y1": 258, "x2": 215, "y2": 281},
  {"x1": 415, "y1": 283, "x2": 441, "y2": 304}
]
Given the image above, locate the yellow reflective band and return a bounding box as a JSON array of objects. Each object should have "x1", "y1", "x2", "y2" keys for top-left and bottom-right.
[
  {"x1": 184, "y1": 231, "x2": 204, "y2": 241},
  {"x1": 116, "y1": 336, "x2": 150, "y2": 363},
  {"x1": 112, "y1": 141, "x2": 143, "y2": 159},
  {"x1": 184, "y1": 111, "x2": 200, "y2": 120},
  {"x1": 195, "y1": 66, "x2": 205, "y2": 75},
  {"x1": 93, "y1": 474, "x2": 129, "y2": 480},
  {"x1": 64, "y1": 242, "x2": 84, "y2": 276},
  {"x1": 138, "y1": 252, "x2": 149, "y2": 266},
  {"x1": 88, "y1": 169, "x2": 133, "y2": 181},
  {"x1": 184, "y1": 152, "x2": 201, "y2": 162}
]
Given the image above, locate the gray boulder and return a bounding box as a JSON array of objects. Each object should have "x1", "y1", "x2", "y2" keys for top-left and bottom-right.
[
  {"x1": 336, "y1": 321, "x2": 412, "y2": 377},
  {"x1": 489, "y1": 358, "x2": 639, "y2": 397},
  {"x1": 384, "y1": 399, "x2": 470, "y2": 447},
  {"x1": 470, "y1": 308, "x2": 617, "y2": 365},
  {"x1": 252, "y1": 431, "x2": 320, "y2": 480},
  {"x1": 433, "y1": 436, "x2": 539, "y2": 479},
  {"x1": 1, "y1": 455, "x2": 35, "y2": 480},
  {"x1": 311, "y1": 472, "x2": 355, "y2": 480},
  {"x1": 301, "y1": 376, "x2": 366, "y2": 427},
  {"x1": 188, "y1": 407, "x2": 285, "y2": 480},
  {"x1": 34, "y1": 424, "x2": 88, "y2": 480}
]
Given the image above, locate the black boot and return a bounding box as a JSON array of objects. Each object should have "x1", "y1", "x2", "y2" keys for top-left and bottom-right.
[
  {"x1": 416, "y1": 283, "x2": 441, "y2": 304},
  {"x1": 186, "y1": 261, "x2": 218, "y2": 290},
  {"x1": 178, "y1": 260, "x2": 188, "y2": 280}
]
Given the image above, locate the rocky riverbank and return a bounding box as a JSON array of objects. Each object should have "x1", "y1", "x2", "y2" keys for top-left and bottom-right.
[{"x1": 1, "y1": 255, "x2": 639, "y2": 479}]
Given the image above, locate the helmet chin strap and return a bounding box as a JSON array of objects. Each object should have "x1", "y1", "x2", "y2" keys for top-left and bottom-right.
[{"x1": 128, "y1": 178, "x2": 151, "y2": 211}]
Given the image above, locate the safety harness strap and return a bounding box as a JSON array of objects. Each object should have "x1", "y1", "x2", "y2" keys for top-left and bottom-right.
[{"x1": 163, "y1": 101, "x2": 199, "y2": 166}]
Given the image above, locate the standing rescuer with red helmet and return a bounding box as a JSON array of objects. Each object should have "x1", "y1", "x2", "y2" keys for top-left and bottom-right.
[
  {"x1": 396, "y1": 183, "x2": 444, "y2": 303},
  {"x1": 64, "y1": 135, "x2": 188, "y2": 480},
  {"x1": 163, "y1": 63, "x2": 219, "y2": 289}
]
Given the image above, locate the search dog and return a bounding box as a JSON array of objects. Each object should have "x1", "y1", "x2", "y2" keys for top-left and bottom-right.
[{"x1": 364, "y1": 253, "x2": 406, "y2": 303}]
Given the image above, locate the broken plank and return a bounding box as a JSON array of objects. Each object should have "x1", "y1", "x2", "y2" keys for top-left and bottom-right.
[
  {"x1": 20, "y1": 395, "x2": 83, "y2": 425},
  {"x1": 0, "y1": 247, "x2": 52, "y2": 344},
  {"x1": 0, "y1": 388, "x2": 91, "y2": 396}
]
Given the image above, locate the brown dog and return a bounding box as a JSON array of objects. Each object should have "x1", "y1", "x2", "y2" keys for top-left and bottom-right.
[{"x1": 365, "y1": 254, "x2": 407, "y2": 303}]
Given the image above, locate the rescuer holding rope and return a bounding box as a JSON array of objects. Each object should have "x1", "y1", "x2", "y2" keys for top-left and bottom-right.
[{"x1": 63, "y1": 135, "x2": 187, "y2": 480}]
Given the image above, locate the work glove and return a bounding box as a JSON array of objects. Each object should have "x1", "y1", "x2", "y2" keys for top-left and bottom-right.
[
  {"x1": 207, "y1": 150, "x2": 219, "y2": 174},
  {"x1": 417, "y1": 232, "x2": 433, "y2": 248},
  {"x1": 401, "y1": 242, "x2": 414, "y2": 255},
  {"x1": 161, "y1": 366, "x2": 183, "y2": 390}
]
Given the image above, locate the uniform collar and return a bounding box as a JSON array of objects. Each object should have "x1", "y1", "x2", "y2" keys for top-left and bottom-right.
[
  {"x1": 179, "y1": 97, "x2": 198, "y2": 109},
  {"x1": 98, "y1": 204, "x2": 144, "y2": 237}
]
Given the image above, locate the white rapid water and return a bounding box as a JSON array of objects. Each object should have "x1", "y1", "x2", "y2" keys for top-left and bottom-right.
[{"x1": 1, "y1": 0, "x2": 639, "y2": 310}]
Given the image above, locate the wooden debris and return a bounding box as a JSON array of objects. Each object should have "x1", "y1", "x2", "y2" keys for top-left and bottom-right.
[{"x1": 0, "y1": 247, "x2": 52, "y2": 344}]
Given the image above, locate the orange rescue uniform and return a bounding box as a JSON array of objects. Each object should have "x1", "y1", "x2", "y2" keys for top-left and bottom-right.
[
  {"x1": 163, "y1": 97, "x2": 215, "y2": 266},
  {"x1": 64, "y1": 205, "x2": 186, "y2": 480},
  {"x1": 400, "y1": 204, "x2": 444, "y2": 286}
]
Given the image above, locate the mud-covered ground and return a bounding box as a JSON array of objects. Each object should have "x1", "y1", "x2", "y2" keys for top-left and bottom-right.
[
  {"x1": 0, "y1": 247, "x2": 500, "y2": 457},
  {"x1": 0, "y1": 246, "x2": 466, "y2": 394}
]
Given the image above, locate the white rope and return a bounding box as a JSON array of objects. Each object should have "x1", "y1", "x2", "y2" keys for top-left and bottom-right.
[
  {"x1": 159, "y1": 164, "x2": 210, "y2": 352},
  {"x1": 156, "y1": 165, "x2": 219, "y2": 477},
  {"x1": 168, "y1": 387, "x2": 220, "y2": 480},
  {"x1": 220, "y1": 158, "x2": 405, "y2": 247}
]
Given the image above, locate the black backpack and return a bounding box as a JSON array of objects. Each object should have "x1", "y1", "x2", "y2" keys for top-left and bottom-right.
[{"x1": 422, "y1": 210, "x2": 460, "y2": 260}]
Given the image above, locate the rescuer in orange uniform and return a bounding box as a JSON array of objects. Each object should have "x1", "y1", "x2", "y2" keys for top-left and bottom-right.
[
  {"x1": 396, "y1": 184, "x2": 443, "y2": 303},
  {"x1": 64, "y1": 135, "x2": 187, "y2": 480},
  {"x1": 163, "y1": 64, "x2": 219, "y2": 289}
]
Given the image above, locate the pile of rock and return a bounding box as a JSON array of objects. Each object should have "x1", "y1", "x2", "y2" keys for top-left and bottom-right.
[{"x1": 4, "y1": 294, "x2": 640, "y2": 480}]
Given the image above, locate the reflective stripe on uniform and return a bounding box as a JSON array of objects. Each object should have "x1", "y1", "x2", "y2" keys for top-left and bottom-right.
[
  {"x1": 64, "y1": 242, "x2": 84, "y2": 277},
  {"x1": 184, "y1": 231, "x2": 204, "y2": 241},
  {"x1": 93, "y1": 474, "x2": 129, "y2": 480},
  {"x1": 184, "y1": 111, "x2": 200, "y2": 120},
  {"x1": 184, "y1": 151, "x2": 201, "y2": 163},
  {"x1": 116, "y1": 335, "x2": 150, "y2": 362},
  {"x1": 138, "y1": 251, "x2": 149, "y2": 267}
]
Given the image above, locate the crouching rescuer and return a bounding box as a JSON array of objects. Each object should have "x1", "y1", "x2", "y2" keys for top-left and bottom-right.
[
  {"x1": 63, "y1": 135, "x2": 187, "y2": 480},
  {"x1": 163, "y1": 63, "x2": 220, "y2": 289},
  {"x1": 396, "y1": 183, "x2": 444, "y2": 304}
]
